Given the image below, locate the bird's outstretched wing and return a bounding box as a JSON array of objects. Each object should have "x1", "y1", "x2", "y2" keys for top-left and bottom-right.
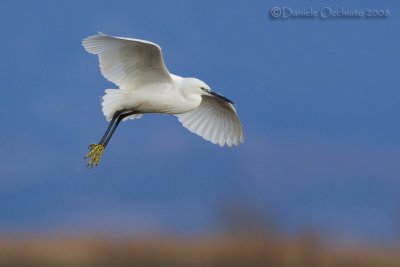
[
  {"x1": 82, "y1": 33, "x2": 171, "y2": 90},
  {"x1": 176, "y1": 95, "x2": 244, "y2": 147}
]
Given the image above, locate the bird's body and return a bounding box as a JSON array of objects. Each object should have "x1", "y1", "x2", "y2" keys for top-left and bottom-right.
[
  {"x1": 105, "y1": 76, "x2": 202, "y2": 116},
  {"x1": 83, "y1": 33, "x2": 244, "y2": 167}
]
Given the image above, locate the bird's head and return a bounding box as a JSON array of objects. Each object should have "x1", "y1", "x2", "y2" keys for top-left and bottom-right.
[
  {"x1": 182, "y1": 78, "x2": 210, "y2": 96},
  {"x1": 182, "y1": 78, "x2": 234, "y2": 104}
]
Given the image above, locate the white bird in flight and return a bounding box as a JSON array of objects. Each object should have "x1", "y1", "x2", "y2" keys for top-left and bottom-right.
[{"x1": 82, "y1": 33, "x2": 244, "y2": 167}]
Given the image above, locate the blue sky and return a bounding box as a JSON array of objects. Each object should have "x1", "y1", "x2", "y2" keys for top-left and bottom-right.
[{"x1": 0, "y1": 0, "x2": 399, "y2": 244}]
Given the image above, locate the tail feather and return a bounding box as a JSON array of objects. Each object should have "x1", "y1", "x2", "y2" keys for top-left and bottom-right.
[{"x1": 102, "y1": 89, "x2": 143, "y2": 121}]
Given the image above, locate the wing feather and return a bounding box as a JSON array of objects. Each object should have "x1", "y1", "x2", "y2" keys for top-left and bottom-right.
[
  {"x1": 82, "y1": 33, "x2": 171, "y2": 90},
  {"x1": 176, "y1": 95, "x2": 244, "y2": 147}
]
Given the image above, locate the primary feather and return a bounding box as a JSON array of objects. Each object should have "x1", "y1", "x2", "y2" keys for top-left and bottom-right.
[
  {"x1": 176, "y1": 95, "x2": 244, "y2": 147},
  {"x1": 82, "y1": 32, "x2": 171, "y2": 90}
]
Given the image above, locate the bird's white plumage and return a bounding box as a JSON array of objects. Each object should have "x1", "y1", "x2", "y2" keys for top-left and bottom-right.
[
  {"x1": 176, "y1": 95, "x2": 244, "y2": 147},
  {"x1": 102, "y1": 89, "x2": 143, "y2": 121},
  {"x1": 82, "y1": 32, "x2": 171, "y2": 90},
  {"x1": 83, "y1": 33, "x2": 244, "y2": 147}
]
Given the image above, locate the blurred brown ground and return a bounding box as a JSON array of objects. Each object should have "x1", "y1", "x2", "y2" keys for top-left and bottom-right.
[{"x1": 0, "y1": 233, "x2": 399, "y2": 267}]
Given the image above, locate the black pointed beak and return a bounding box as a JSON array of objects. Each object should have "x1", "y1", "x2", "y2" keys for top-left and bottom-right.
[{"x1": 208, "y1": 90, "x2": 234, "y2": 104}]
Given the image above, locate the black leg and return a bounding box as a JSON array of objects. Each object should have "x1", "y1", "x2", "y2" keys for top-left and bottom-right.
[
  {"x1": 84, "y1": 109, "x2": 138, "y2": 168},
  {"x1": 98, "y1": 109, "x2": 127, "y2": 145},
  {"x1": 103, "y1": 111, "x2": 138, "y2": 148}
]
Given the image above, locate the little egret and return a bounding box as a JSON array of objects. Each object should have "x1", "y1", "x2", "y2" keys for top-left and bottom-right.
[{"x1": 83, "y1": 33, "x2": 244, "y2": 168}]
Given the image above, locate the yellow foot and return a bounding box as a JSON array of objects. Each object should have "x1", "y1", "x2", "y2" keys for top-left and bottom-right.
[{"x1": 84, "y1": 143, "x2": 105, "y2": 168}]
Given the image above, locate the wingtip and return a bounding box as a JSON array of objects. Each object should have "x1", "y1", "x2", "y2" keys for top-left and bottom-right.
[
  {"x1": 82, "y1": 32, "x2": 108, "y2": 44},
  {"x1": 82, "y1": 32, "x2": 112, "y2": 53}
]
